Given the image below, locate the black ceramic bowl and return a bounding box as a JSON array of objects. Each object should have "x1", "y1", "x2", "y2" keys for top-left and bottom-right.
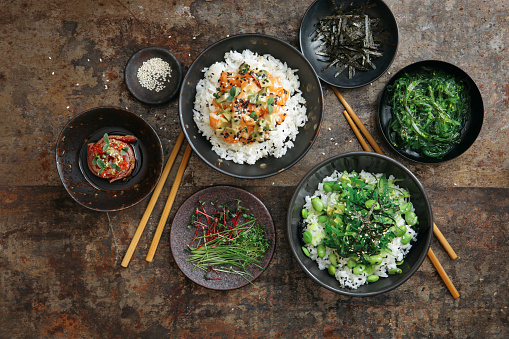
[
  {"x1": 378, "y1": 60, "x2": 484, "y2": 163},
  {"x1": 287, "y1": 152, "x2": 433, "y2": 296},
  {"x1": 300, "y1": 0, "x2": 398, "y2": 88},
  {"x1": 179, "y1": 33, "x2": 324, "y2": 179},
  {"x1": 55, "y1": 107, "x2": 164, "y2": 211},
  {"x1": 125, "y1": 46, "x2": 183, "y2": 105}
]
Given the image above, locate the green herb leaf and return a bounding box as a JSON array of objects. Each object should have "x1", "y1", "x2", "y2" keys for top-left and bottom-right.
[
  {"x1": 267, "y1": 96, "x2": 274, "y2": 114},
  {"x1": 96, "y1": 158, "x2": 105, "y2": 169}
]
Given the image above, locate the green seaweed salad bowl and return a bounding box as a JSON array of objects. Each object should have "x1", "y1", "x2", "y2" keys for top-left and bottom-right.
[
  {"x1": 378, "y1": 60, "x2": 484, "y2": 163},
  {"x1": 287, "y1": 152, "x2": 433, "y2": 296}
]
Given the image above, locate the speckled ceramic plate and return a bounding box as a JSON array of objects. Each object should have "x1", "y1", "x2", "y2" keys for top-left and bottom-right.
[
  {"x1": 55, "y1": 107, "x2": 164, "y2": 211},
  {"x1": 299, "y1": 0, "x2": 398, "y2": 88},
  {"x1": 170, "y1": 186, "x2": 275, "y2": 290},
  {"x1": 125, "y1": 46, "x2": 183, "y2": 105}
]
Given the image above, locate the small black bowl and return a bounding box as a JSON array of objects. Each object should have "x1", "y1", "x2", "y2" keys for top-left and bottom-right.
[
  {"x1": 179, "y1": 33, "x2": 324, "y2": 179},
  {"x1": 55, "y1": 107, "x2": 164, "y2": 211},
  {"x1": 287, "y1": 152, "x2": 433, "y2": 296},
  {"x1": 300, "y1": 0, "x2": 399, "y2": 88},
  {"x1": 125, "y1": 46, "x2": 183, "y2": 105},
  {"x1": 378, "y1": 60, "x2": 484, "y2": 163}
]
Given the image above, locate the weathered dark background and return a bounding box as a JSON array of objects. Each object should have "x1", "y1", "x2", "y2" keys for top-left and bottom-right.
[{"x1": 1, "y1": 0, "x2": 508, "y2": 338}]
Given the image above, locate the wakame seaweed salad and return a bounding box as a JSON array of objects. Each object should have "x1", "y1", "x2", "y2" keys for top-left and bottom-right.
[{"x1": 386, "y1": 68, "x2": 470, "y2": 159}]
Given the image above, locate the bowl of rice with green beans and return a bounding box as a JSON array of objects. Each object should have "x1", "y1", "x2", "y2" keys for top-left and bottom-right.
[
  {"x1": 287, "y1": 152, "x2": 432, "y2": 296},
  {"x1": 179, "y1": 34, "x2": 323, "y2": 179}
]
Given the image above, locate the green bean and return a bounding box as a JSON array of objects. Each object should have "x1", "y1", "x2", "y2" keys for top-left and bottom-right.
[
  {"x1": 328, "y1": 264, "x2": 336, "y2": 276},
  {"x1": 301, "y1": 208, "x2": 308, "y2": 219},
  {"x1": 302, "y1": 231, "x2": 312, "y2": 244},
  {"x1": 364, "y1": 264, "x2": 374, "y2": 275},
  {"x1": 302, "y1": 246, "x2": 310, "y2": 257},
  {"x1": 400, "y1": 202, "x2": 412, "y2": 213},
  {"x1": 365, "y1": 200, "x2": 380, "y2": 210},
  {"x1": 311, "y1": 197, "x2": 323, "y2": 212},
  {"x1": 396, "y1": 260, "x2": 404, "y2": 265},
  {"x1": 329, "y1": 253, "x2": 337, "y2": 266},
  {"x1": 318, "y1": 215, "x2": 328, "y2": 223},
  {"x1": 317, "y1": 244, "x2": 326, "y2": 258},
  {"x1": 367, "y1": 274, "x2": 380, "y2": 283},
  {"x1": 405, "y1": 211, "x2": 418, "y2": 226},
  {"x1": 347, "y1": 259, "x2": 357, "y2": 269},
  {"x1": 395, "y1": 225, "x2": 407, "y2": 237},
  {"x1": 401, "y1": 232, "x2": 412, "y2": 245},
  {"x1": 368, "y1": 254, "x2": 383, "y2": 265},
  {"x1": 323, "y1": 184, "x2": 333, "y2": 192},
  {"x1": 353, "y1": 264, "x2": 366, "y2": 275},
  {"x1": 388, "y1": 268, "x2": 402, "y2": 275}
]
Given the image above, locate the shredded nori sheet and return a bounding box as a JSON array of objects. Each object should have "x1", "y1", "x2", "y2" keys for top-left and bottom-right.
[{"x1": 312, "y1": 0, "x2": 385, "y2": 78}]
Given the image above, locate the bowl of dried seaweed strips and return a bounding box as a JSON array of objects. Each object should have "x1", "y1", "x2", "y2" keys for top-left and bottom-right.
[{"x1": 299, "y1": 0, "x2": 398, "y2": 88}]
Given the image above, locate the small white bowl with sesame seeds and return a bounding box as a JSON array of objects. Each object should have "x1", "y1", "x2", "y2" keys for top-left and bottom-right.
[{"x1": 125, "y1": 46, "x2": 183, "y2": 105}]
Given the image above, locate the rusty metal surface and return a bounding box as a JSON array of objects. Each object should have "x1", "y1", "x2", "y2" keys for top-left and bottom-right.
[{"x1": 0, "y1": 0, "x2": 508, "y2": 337}]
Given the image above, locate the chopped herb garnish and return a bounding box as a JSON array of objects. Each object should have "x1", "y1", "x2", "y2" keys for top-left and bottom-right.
[
  {"x1": 267, "y1": 96, "x2": 274, "y2": 114},
  {"x1": 111, "y1": 163, "x2": 121, "y2": 171},
  {"x1": 102, "y1": 133, "x2": 110, "y2": 152}
]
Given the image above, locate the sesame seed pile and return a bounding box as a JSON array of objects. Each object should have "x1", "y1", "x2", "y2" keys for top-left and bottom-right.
[{"x1": 137, "y1": 57, "x2": 172, "y2": 92}]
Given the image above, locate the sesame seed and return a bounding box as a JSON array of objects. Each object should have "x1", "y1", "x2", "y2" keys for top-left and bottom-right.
[{"x1": 137, "y1": 57, "x2": 172, "y2": 92}]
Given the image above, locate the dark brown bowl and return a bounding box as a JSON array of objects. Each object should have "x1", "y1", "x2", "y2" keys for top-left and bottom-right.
[
  {"x1": 55, "y1": 107, "x2": 164, "y2": 211},
  {"x1": 179, "y1": 33, "x2": 324, "y2": 179},
  {"x1": 125, "y1": 46, "x2": 183, "y2": 105},
  {"x1": 378, "y1": 60, "x2": 484, "y2": 163},
  {"x1": 299, "y1": 0, "x2": 399, "y2": 88},
  {"x1": 287, "y1": 152, "x2": 433, "y2": 296}
]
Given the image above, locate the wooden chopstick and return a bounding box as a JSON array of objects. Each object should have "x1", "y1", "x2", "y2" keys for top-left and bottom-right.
[
  {"x1": 334, "y1": 86, "x2": 460, "y2": 298},
  {"x1": 146, "y1": 143, "x2": 192, "y2": 262},
  {"x1": 331, "y1": 86, "x2": 384, "y2": 154},
  {"x1": 121, "y1": 131, "x2": 186, "y2": 268},
  {"x1": 342, "y1": 110, "x2": 371, "y2": 152},
  {"x1": 433, "y1": 223, "x2": 458, "y2": 260},
  {"x1": 427, "y1": 248, "x2": 460, "y2": 299}
]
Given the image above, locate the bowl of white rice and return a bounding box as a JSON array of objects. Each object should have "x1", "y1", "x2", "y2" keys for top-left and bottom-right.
[
  {"x1": 179, "y1": 34, "x2": 324, "y2": 179},
  {"x1": 287, "y1": 152, "x2": 433, "y2": 296}
]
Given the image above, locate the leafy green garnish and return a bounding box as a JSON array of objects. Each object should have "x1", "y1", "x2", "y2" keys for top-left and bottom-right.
[
  {"x1": 320, "y1": 172, "x2": 405, "y2": 264},
  {"x1": 102, "y1": 133, "x2": 110, "y2": 152},
  {"x1": 267, "y1": 96, "x2": 274, "y2": 114}
]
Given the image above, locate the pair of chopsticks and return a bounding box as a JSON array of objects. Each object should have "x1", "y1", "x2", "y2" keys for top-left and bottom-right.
[
  {"x1": 121, "y1": 131, "x2": 192, "y2": 267},
  {"x1": 331, "y1": 86, "x2": 460, "y2": 299}
]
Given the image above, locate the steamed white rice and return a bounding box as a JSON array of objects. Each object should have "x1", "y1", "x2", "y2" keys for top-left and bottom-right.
[
  {"x1": 193, "y1": 50, "x2": 308, "y2": 164},
  {"x1": 302, "y1": 170, "x2": 418, "y2": 289}
]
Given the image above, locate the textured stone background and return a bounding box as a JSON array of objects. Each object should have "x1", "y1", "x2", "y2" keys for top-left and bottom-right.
[{"x1": 0, "y1": 0, "x2": 508, "y2": 337}]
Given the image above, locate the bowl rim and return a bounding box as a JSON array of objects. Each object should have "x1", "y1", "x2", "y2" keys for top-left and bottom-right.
[
  {"x1": 299, "y1": 0, "x2": 399, "y2": 88},
  {"x1": 55, "y1": 106, "x2": 164, "y2": 212},
  {"x1": 178, "y1": 33, "x2": 324, "y2": 179},
  {"x1": 287, "y1": 151, "x2": 433, "y2": 296},
  {"x1": 377, "y1": 59, "x2": 485, "y2": 164}
]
